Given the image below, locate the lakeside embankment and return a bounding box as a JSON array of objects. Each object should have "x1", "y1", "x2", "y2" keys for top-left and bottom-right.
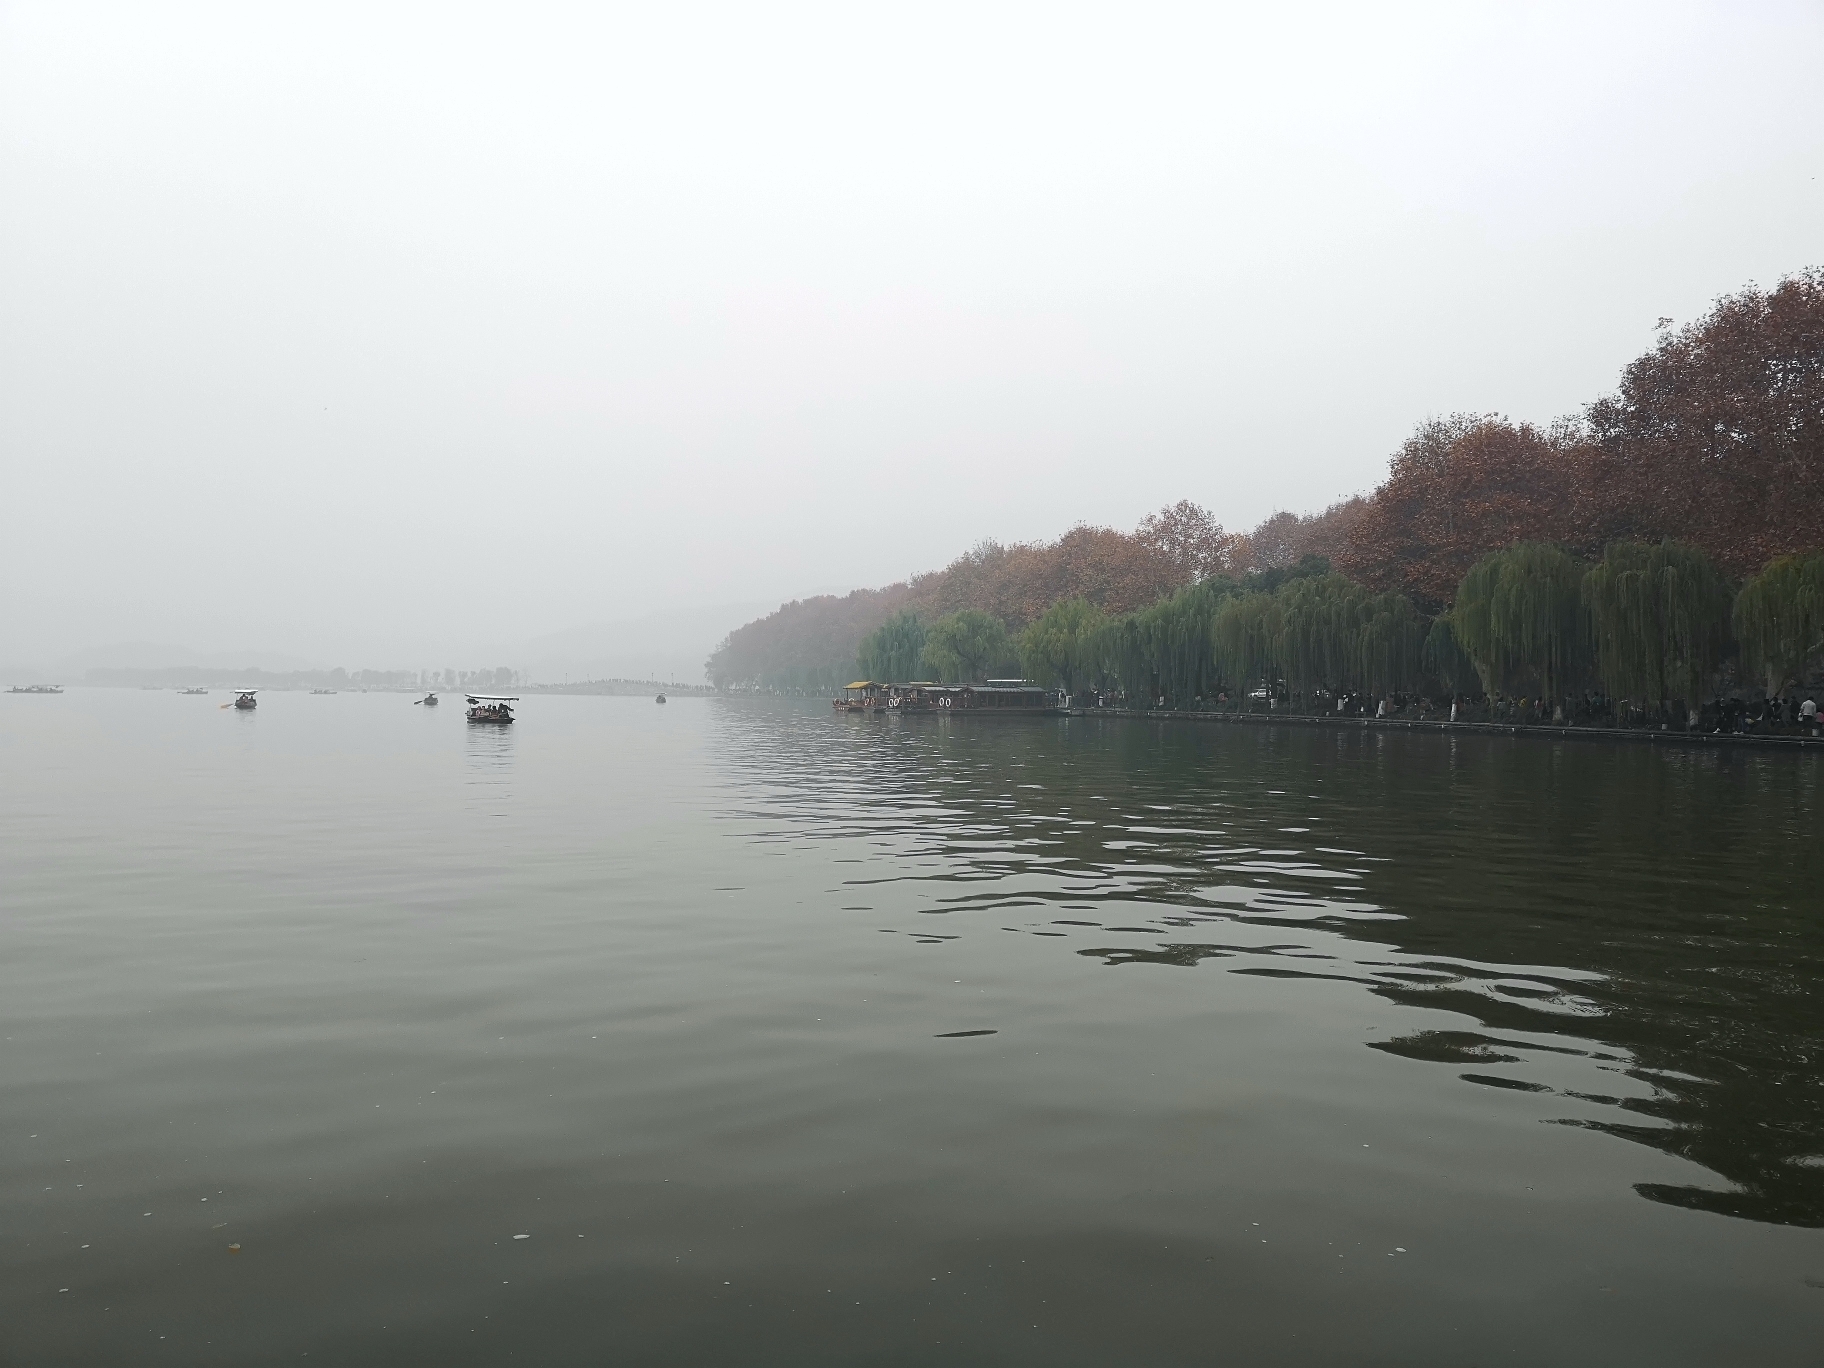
[{"x1": 1066, "y1": 706, "x2": 1824, "y2": 751}]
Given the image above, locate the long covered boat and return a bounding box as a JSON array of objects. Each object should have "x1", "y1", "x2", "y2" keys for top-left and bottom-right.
[{"x1": 833, "y1": 680, "x2": 1060, "y2": 715}]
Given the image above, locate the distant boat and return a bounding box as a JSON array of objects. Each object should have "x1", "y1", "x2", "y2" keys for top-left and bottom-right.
[
  {"x1": 232, "y1": 689, "x2": 258, "y2": 710},
  {"x1": 656, "y1": 694, "x2": 667, "y2": 704},
  {"x1": 415, "y1": 692, "x2": 439, "y2": 706},
  {"x1": 180, "y1": 688, "x2": 208, "y2": 695},
  {"x1": 310, "y1": 689, "x2": 337, "y2": 695},
  {"x1": 8, "y1": 685, "x2": 63, "y2": 694},
  {"x1": 466, "y1": 694, "x2": 515, "y2": 724}
]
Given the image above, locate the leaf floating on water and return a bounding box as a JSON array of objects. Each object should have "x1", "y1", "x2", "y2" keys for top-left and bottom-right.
[
  {"x1": 228, "y1": 1244, "x2": 241, "y2": 1253},
  {"x1": 513, "y1": 1234, "x2": 529, "y2": 1240},
  {"x1": 934, "y1": 1029, "x2": 997, "y2": 1038}
]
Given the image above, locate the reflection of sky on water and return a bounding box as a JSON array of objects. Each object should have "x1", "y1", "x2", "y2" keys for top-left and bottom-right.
[{"x1": 716, "y1": 707, "x2": 1824, "y2": 1228}]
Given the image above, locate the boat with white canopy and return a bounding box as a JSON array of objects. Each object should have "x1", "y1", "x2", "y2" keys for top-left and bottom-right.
[{"x1": 466, "y1": 694, "x2": 516, "y2": 723}]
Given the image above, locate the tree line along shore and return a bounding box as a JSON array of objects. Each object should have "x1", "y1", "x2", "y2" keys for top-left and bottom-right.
[{"x1": 708, "y1": 268, "x2": 1823, "y2": 732}]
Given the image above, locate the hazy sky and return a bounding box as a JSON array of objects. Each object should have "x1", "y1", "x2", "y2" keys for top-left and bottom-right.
[{"x1": 4, "y1": 1, "x2": 1822, "y2": 668}]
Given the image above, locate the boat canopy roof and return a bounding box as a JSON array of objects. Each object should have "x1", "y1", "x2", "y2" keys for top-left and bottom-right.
[
  {"x1": 927, "y1": 683, "x2": 1048, "y2": 694},
  {"x1": 842, "y1": 680, "x2": 880, "y2": 690},
  {"x1": 467, "y1": 694, "x2": 519, "y2": 701},
  {"x1": 234, "y1": 688, "x2": 259, "y2": 695}
]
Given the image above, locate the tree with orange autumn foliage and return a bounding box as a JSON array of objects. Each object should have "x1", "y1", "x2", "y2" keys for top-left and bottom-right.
[
  {"x1": 710, "y1": 268, "x2": 1824, "y2": 695},
  {"x1": 1337, "y1": 416, "x2": 1595, "y2": 609},
  {"x1": 1584, "y1": 269, "x2": 1824, "y2": 577}
]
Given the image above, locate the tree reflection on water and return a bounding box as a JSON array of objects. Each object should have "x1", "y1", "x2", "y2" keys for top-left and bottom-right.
[{"x1": 736, "y1": 708, "x2": 1824, "y2": 1227}]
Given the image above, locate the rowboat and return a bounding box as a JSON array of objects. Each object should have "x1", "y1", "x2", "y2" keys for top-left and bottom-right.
[{"x1": 233, "y1": 689, "x2": 258, "y2": 710}]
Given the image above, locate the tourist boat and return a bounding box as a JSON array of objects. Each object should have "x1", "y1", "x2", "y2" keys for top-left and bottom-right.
[
  {"x1": 180, "y1": 688, "x2": 208, "y2": 695},
  {"x1": 310, "y1": 689, "x2": 337, "y2": 695},
  {"x1": 466, "y1": 694, "x2": 516, "y2": 723},
  {"x1": 415, "y1": 692, "x2": 439, "y2": 706},
  {"x1": 836, "y1": 680, "x2": 1061, "y2": 715},
  {"x1": 233, "y1": 689, "x2": 258, "y2": 710},
  {"x1": 926, "y1": 681, "x2": 1059, "y2": 713},
  {"x1": 834, "y1": 681, "x2": 888, "y2": 714},
  {"x1": 8, "y1": 684, "x2": 63, "y2": 694}
]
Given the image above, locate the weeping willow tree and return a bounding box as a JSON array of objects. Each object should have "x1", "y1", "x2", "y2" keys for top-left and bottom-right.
[
  {"x1": 1212, "y1": 592, "x2": 1281, "y2": 699},
  {"x1": 1583, "y1": 540, "x2": 1733, "y2": 713},
  {"x1": 1422, "y1": 613, "x2": 1481, "y2": 696},
  {"x1": 856, "y1": 611, "x2": 927, "y2": 682},
  {"x1": 1733, "y1": 552, "x2": 1824, "y2": 697},
  {"x1": 1452, "y1": 543, "x2": 1591, "y2": 703},
  {"x1": 1018, "y1": 598, "x2": 1107, "y2": 694},
  {"x1": 1272, "y1": 574, "x2": 1359, "y2": 701},
  {"x1": 922, "y1": 610, "x2": 1011, "y2": 683},
  {"x1": 1356, "y1": 590, "x2": 1427, "y2": 699},
  {"x1": 1167, "y1": 580, "x2": 1231, "y2": 702},
  {"x1": 1260, "y1": 574, "x2": 1425, "y2": 703},
  {"x1": 1094, "y1": 614, "x2": 1153, "y2": 699}
]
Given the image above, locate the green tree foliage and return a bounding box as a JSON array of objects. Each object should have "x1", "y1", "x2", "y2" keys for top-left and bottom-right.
[
  {"x1": 1422, "y1": 614, "x2": 1481, "y2": 696},
  {"x1": 922, "y1": 610, "x2": 1012, "y2": 683},
  {"x1": 1019, "y1": 599, "x2": 1106, "y2": 693},
  {"x1": 1355, "y1": 588, "x2": 1428, "y2": 699},
  {"x1": 1096, "y1": 577, "x2": 1247, "y2": 704},
  {"x1": 1213, "y1": 573, "x2": 1425, "y2": 702},
  {"x1": 1733, "y1": 553, "x2": 1824, "y2": 696},
  {"x1": 1583, "y1": 541, "x2": 1733, "y2": 710},
  {"x1": 1452, "y1": 544, "x2": 1591, "y2": 702},
  {"x1": 1211, "y1": 592, "x2": 1278, "y2": 696},
  {"x1": 856, "y1": 611, "x2": 927, "y2": 682}
]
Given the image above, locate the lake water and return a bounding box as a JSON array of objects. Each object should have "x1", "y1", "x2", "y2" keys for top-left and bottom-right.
[{"x1": 3, "y1": 690, "x2": 1821, "y2": 1364}]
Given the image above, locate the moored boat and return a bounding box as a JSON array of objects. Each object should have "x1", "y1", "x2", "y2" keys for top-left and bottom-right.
[
  {"x1": 835, "y1": 680, "x2": 1060, "y2": 715},
  {"x1": 834, "y1": 681, "x2": 888, "y2": 714},
  {"x1": 466, "y1": 694, "x2": 516, "y2": 723}
]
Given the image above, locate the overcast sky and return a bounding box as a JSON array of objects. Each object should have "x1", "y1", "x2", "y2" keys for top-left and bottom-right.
[{"x1": 3, "y1": 1, "x2": 1821, "y2": 669}]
